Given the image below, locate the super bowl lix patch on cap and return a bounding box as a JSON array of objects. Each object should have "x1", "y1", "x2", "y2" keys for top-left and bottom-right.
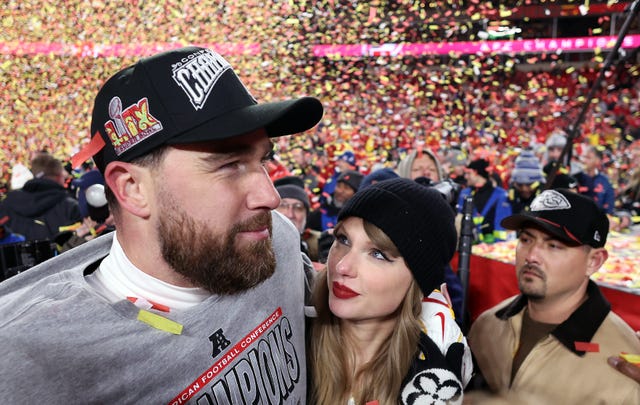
[
  {"x1": 71, "y1": 46, "x2": 323, "y2": 172},
  {"x1": 106, "y1": 96, "x2": 164, "y2": 156}
]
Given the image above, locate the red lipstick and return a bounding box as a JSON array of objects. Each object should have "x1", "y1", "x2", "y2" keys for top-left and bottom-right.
[{"x1": 332, "y1": 282, "x2": 359, "y2": 299}]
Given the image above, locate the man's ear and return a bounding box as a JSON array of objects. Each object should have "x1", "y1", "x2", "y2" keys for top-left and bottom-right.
[
  {"x1": 103, "y1": 161, "x2": 153, "y2": 219},
  {"x1": 585, "y1": 247, "x2": 608, "y2": 277}
]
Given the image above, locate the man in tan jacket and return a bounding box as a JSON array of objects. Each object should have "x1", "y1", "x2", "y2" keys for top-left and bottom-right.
[{"x1": 468, "y1": 188, "x2": 640, "y2": 404}]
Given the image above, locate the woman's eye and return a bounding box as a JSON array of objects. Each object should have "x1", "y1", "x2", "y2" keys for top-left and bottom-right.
[
  {"x1": 371, "y1": 249, "x2": 390, "y2": 262},
  {"x1": 335, "y1": 233, "x2": 349, "y2": 246}
]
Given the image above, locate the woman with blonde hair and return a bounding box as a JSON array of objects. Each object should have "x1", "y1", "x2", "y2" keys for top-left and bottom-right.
[{"x1": 308, "y1": 178, "x2": 470, "y2": 404}]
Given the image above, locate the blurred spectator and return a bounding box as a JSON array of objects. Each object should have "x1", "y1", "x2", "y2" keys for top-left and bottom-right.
[
  {"x1": 543, "y1": 161, "x2": 579, "y2": 191},
  {"x1": 457, "y1": 158, "x2": 512, "y2": 244},
  {"x1": 443, "y1": 148, "x2": 468, "y2": 187},
  {"x1": 308, "y1": 169, "x2": 363, "y2": 232},
  {"x1": 0, "y1": 153, "x2": 81, "y2": 241},
  {"x1": 321, "y1": 150, "x2": 358, "y2": 203},
  {"x1": 56, "y1": 169, "x2": 114, "y2": 252},
  {"x1": 507, "y1": 150, "x2": 545, "y2": 214},
  {"x1": 0, "y1": 215, "x2": 26, "y2": 245},
  {"x1": 359, "y1": 167, "x2": 399, "y2": 190},
  {"x1": 543, "y1": 131, "x2": 568, "y2": 166},
  {"x1": 396, "y1": 149, "x2": 443, "y2": 182},
  {"x1": 575, "y1": 145, "x2": 615, "y2": 214},
  {"x1": 274, "y1": 176, "x2": 321, "y2": 262}
]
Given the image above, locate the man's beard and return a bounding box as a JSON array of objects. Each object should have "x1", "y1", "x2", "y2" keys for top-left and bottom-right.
[
  {"x1": 517, "y1": 263, "x2": 546, "y2": 301},
  {"x1": 157, "y1": 203, "x2": 276, "y2": 295}
]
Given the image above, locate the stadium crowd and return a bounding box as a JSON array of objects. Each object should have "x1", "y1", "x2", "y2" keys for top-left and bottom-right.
[{"x1": 1, "y1": 0, "x2": 639, "y2": 210}]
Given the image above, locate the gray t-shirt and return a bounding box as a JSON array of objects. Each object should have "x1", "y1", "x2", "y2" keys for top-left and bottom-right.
[{"x1": 0, "y1": 211, "x2": 307, "y2": 404}]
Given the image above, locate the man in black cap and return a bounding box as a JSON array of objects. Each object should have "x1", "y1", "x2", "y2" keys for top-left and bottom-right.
[
  {"x1": 457, "y1": 158, "x2": 512, "y2": 243},
  {"x1": 0, "y1": 47, "x2": 323, "y2": 403},
  {"x1": 468, "y1": 189, "x2": 640, "y2": 403},
  {"x1": 308, "y1": 169, "x2": 364, "y2": 232},
  {"x1": 320, "y1": 150, "x2": 358, "y2": 203}
]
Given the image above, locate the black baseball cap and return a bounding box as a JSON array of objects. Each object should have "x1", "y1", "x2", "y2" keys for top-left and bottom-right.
[
  {"x1": 337, "y1": 170, "x2": 364, "y2": 192},
  {"x1": 501, "y1": 188, "x2": 609, "y2": 248},
  {"x1": 72, "y1": 46, "x2": 323, "y2": 172},
  {"x1": 467, "y1": 158, "x2": 490, "y2": 179}
]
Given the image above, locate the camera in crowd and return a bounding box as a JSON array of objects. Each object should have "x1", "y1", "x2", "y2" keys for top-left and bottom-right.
[{"x1": 414, "y1": 177, "x2": 462, "y2": 209}]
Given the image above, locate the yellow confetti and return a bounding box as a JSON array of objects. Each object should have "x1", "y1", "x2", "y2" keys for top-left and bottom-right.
[
  {"x1": 620, "y1": 353, "x2": 640, "y2": 365},
  {"x1": 2, "y1": 16, "x2": 14, "y2": 28}
]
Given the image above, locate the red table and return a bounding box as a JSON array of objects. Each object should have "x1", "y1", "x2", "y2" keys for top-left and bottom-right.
[{"x1": 451, "y1": 253, "x2": 640, "y2": 331}]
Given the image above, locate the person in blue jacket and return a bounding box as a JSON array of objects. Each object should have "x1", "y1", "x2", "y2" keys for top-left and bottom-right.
[
  {"x1": 574, "y1": 145, "x2": 615, "y2": 214},
  {"x1": 457, "y1": 158, "x2": 512, "y2": 244},
  {"x1": 0, "y1": 216, "x2": 26, "y2": 245}
]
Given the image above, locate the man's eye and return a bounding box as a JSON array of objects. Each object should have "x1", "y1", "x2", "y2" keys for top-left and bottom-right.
[
  {"x1": 220, "y1": 161, "x2": 245, "y2": 171},
  {"x1": 548, "y1": 242, "x2": 563, "y2": 250}
]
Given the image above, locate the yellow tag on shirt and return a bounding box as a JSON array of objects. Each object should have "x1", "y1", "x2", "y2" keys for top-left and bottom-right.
[{"x1": 137, "y1": 309, "x2": 183, "y2": 335}]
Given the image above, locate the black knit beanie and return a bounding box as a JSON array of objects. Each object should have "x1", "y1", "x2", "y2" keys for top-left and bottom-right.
[
  {"x1": 338, "y1": 178, "x2": 457, "y2": 295},
  {"x1": 274, "y1": 176, "x2": 310, "y2": 211},
  {"x1": 275, "y1": 184, "x2": 310, "y2": 211}
]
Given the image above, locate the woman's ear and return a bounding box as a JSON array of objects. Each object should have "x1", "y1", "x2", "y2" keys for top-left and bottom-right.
[{"x1": 103, "y1": 161, "x2": 153, "y2": 219}]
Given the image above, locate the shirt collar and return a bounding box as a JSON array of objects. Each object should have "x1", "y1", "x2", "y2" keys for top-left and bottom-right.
[{"x1": 495, "y1": 280, "x2": 610, "y2": 356}]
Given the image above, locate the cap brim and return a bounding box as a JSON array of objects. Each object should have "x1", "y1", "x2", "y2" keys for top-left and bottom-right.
[
  {"x1": 501, "y1": 214, "x2": 581, "y2": 246},
  {"x1": 168, "y1": 97, "x2": 323, "y2": 144}
]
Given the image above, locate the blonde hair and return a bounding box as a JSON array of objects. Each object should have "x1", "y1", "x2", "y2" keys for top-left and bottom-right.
[{"x1": 308, "y1": 221, "x2": 423, "y2": 405}]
